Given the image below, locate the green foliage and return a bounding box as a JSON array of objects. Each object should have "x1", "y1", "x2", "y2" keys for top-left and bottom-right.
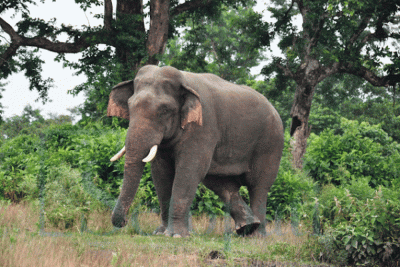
[
  {"x1": 192, "y1": 184, "x2": 225, "y2": 216},
  {"x1": 72, "y1": 127, "x2": 126, "y2": 197},
  {"x1": 0, "y1": 134, "x2": 41, "y2": 202},
  {"x1": 266, "y1": 131, "x2": 315, "y2": 220},
  {"x1": 66, "y1": 55, "x2": 132, "y2": 127},
  {"x1": 0, "y1": 105, "x2": 73, "y2": 141},
  {"x1": 341, "y1": 98, "x2": 400, "y2": 142},
  {"x1": 308, "y1": 104, "x2": 341, "y2": 135},
  {"x1": 45, "y1": 164, "x2": 100, "y2": 230},
  {"x1": 304, "y1": 118, "x2": 400, "y2": 187},
  {"x1": 132, "y1": 164, "x2": 159, "y2": 212},
  {"x1": 316, "y1": 181, "x2": 400, "y2": 265},
  {"x1": 162, "y1": 1, "x2": 269, "y2": 83}
]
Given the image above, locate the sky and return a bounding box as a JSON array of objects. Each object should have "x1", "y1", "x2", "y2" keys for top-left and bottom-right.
[{"x1": 1, "y1": 1, "x2": 273, "y2": 120}]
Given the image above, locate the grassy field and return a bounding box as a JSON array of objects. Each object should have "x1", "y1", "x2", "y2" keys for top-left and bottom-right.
[{"x1": 0, "y1": 202, "x2": 332, "y2": 267}]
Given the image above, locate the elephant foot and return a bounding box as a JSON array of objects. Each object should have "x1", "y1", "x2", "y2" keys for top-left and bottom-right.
[
  {"x1": 153, "y1": 225, "x2": 167, "y2": 235},
  {"x1": 164, "y1": 227, "x2": 190, "y2": 238},
  {"x1": 235, "y1": 217, "x2": 260, "y2": 236}
]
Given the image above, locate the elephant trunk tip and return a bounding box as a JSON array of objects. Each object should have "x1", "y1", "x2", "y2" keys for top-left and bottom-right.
[{"x1": 111, "y1": 211, "x2": 128, "y2": 228}]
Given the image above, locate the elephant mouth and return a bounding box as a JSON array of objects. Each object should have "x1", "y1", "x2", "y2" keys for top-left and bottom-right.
[{"x1": 110, "y1": 145, "x2": 158, "y2": 162}]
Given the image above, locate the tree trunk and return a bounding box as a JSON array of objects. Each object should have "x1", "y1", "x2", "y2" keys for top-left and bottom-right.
[
  {"x1": 147, "y1": 0, "x2": 171, "y2": 65},
  {"x1": 290, "y1": 120, "x2": 311, "y2": 169},
  {"x1": 116, "y1": 0, "x2": 146, "y2": 76},
  {"x1": 290, "y1": 82, "x2": 315, "y2": 169}
]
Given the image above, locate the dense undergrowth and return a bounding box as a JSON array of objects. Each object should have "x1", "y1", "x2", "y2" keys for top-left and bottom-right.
[{"x1": 1, "y1": 118, "x2": 400, "y2": 266}]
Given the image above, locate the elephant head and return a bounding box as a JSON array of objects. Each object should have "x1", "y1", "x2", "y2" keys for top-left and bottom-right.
[{"x1": 107, "y1": 65, "x2": 202, "y2": 227}]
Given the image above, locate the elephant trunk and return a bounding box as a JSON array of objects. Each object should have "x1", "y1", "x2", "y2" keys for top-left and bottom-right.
[
  {"x1": 111, "y1": 124, "x2": 163, "y2": 228},
  {"x1": 112, "y1": 159, "x2": 145, "y2": 227}
]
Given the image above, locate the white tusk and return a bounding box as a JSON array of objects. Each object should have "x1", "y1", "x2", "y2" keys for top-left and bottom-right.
[
  {"x1": 142, "y1": 145, "x2": 158, "y2": 162},
  {"x1": 110, "y1": 146, "x2": 126, "y2": 162}
]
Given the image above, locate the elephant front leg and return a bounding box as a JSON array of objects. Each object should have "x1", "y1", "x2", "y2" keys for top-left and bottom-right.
[
  {"x1": 151, "y1": 154, "x2": 175, "y2": 235},
  {"x1": 165, "y1": 150, "x2": 213, "y2": 237}
]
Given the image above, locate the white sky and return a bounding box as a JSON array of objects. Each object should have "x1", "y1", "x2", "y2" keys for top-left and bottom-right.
[{"x1": 1, "y1": 1, "x2": 273, "y2": 120}]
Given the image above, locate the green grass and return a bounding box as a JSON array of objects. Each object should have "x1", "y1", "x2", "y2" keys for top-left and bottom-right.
[{"x1": 0, "y1": 201, "x2": 335, "y2": 267}]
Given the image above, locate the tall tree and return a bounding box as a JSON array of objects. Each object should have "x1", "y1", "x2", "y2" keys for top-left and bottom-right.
[
  {"x1": 0, "y1": 0, "x2": 244, "y2": 120},
  {"x1": 264, "y1": 0, "x2": 400, "y2": 168}
]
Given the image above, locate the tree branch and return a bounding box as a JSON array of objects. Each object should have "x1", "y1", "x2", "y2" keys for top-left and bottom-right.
[
  {"x1": 170, "y1": 0, "x2": 213, "y2": 17},
  {"x1": 276, "y1": 59, "x2": 295, "y2": 79},
  {"x1": 0, "y1": 42, "x2": 20, "y2": 69},
  {"x1": 0, "y1": 15, "x2": 115, "y2": 70},
  {"x1": 307, "y1": 13, "x2": 326, "y2": 54},
  {"x1": 273, "y1": 0, "x2": 295, "y2": 33},
  {"x1": 340, "y1": 62, "x2": 400, "y2": 87},
  {"x1": 346, "y1": 14, "x2": 372, "y2": 49}
]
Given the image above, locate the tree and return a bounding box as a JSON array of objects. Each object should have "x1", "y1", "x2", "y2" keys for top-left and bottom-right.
[
  {"x1": 162, "y1": 1, "x2": 270, "y2": 83},
  {"x1": 264, "y1": 0, "x2": 400, "y2": 168},
  {"x1": 0, "y1": 104, "x2": 73, "y2": 140},
  {"x1": 0, "y1": 0, "x2": 245, "y2": 121}
]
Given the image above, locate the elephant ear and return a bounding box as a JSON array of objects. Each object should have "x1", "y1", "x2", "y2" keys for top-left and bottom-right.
[
  {"x1": 107, "y1": 80, "x2": 134, "y2": 120},
  {"x1": 181, "y1": 84, "x2": 203, "y2": 129}
]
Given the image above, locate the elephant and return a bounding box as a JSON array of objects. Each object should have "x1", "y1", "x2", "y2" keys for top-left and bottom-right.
[{"x1": 107, "y1": 65, "x2": 284, "y2": 237}]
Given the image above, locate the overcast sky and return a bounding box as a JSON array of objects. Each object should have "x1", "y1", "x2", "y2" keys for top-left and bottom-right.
[{"x1": 1, "y1": 1, "x2": 272, "y2": 120}]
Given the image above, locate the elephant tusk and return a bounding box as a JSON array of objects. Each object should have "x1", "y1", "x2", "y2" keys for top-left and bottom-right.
[
  {"x1": 110, "y1": 146, "x2": 126, "y2": 162},
  {"x1": 142, "y1": 145, "x2": 158, "y2": 162}
]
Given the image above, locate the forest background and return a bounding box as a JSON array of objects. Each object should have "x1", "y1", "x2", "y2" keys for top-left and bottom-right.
[{"x1": 0, "y1": 0, "x2": 400, "y2": 266}]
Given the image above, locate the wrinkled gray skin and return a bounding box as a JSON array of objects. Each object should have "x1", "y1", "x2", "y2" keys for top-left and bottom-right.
[{"x1": 107, "y1": 65, "x2": 284, "y2": 237}]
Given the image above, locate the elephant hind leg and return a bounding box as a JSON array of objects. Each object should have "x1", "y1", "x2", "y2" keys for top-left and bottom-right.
[
  {"x1": 246, "y1": 151, "x2": 283, "y2": 236},
  {"x1": 203, "y1": 175, "x2": 260, "y2": 236}
]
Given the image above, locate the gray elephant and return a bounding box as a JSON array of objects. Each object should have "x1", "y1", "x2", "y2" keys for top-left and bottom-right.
[{"x1": 107, "y1": 65, "x2": 284, "y2": 237}]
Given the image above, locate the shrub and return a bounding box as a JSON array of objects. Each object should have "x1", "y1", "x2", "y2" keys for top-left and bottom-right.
[
  {"x1": 317, "y1": 180, "x2": 400, "y2": 265},
  {"x1": 44, "y1": 164, "x2": 102, "y2": 230},
  {"x1": 267, "y1": 130, "x2": 315, "y2": 220},
  {"x1": 304, "y1": 118, "x2": 400, "y2": 187},
  {"x1": 73, "y1": 127, "x2": 126, "y2": 198},
  {"x1": 0, "y1": 134, "x2": 41, "y2": 202},
  {"x1": 132, "y1": 164, "x2": 159, "y2": 212}
]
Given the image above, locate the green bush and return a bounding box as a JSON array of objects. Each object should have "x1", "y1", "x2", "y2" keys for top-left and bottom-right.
[
  {"x1": 267, "y1": 130, "x2": 315, "y2": 220},
  {"x1": 44, "y1": 164, "x2": 102, "y2": 230},
  {"x1": 316, "y1": 180, "x2": 400, "y2": 265},
  {"x1": 132, "y1": 164, "x2": 159, "y2": 212},
  {"x1": 72, "y1": 127, "x2": 127, "y2": 198},
  {"x1": 304, "y1": 118, "x2": 400, "y2": 187},
  {"x1": 0, "y1": 134, "x2": 41, "y2": 202}
]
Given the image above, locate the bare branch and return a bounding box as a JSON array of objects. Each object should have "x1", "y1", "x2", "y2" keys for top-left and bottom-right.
[{"x1": 170, "y1": 0, "x2": 213, "y2": 17}]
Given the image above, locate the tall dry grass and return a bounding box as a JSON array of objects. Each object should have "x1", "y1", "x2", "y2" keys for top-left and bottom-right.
[{"x1": 0, "y1": 202, "x2": 317, "y2": 267}]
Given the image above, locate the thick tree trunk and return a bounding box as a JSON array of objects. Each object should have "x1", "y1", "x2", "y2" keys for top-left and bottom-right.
[
  {"x1": 147, "y1": 0, "x2": 171, "y2": 65},
  {"x1": 290, "y1": 82, "x2": 315, "y2": 169},
  {"x1": 116, "y1": 0, "x2": 146, "y2": 75}
]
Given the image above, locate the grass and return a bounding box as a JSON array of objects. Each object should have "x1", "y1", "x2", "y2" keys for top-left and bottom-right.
[{"x1": 0, "y1": 201, "x2": 332, "y2": 267}]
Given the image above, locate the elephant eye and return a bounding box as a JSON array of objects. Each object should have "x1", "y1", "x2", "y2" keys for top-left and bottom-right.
[{"x1": 158, "y1": 105, "x2": 172, "y2": 115}]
